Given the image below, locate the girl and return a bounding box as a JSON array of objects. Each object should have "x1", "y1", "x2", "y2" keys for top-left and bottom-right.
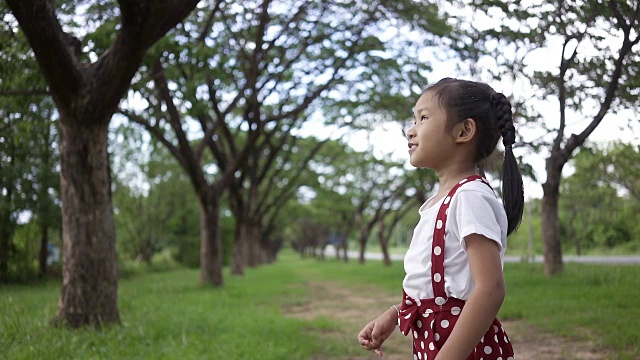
[{"x1": 357, "y1": 78, "x2": 523, "y2": 360}]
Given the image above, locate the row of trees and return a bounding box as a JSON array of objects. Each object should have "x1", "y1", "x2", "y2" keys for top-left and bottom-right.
[
  {"x1": 1, "y1": 0, "x2": 638, "y2": 328},
  {"x1": 2, "y1": 0, "x2": 450, "y2": 327}
]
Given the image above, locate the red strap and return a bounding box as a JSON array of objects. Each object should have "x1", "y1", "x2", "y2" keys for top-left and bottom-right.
[{"x1": 430, "y1": 175, "x2": 491, "y2": 304}]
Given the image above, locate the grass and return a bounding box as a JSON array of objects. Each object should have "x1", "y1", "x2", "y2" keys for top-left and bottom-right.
[
  {"x1": 0, "y1": 255, "x2": 343, "y2": 360},
  {"x1": 299, "y1": 255, "x2": 640, "y2": 359},
  {"x1": 501, "y1": 263, "x2": 640, "y2": 359},
  {"x1": 2, "y1": 250, "x2": 640, "y2": 359}
]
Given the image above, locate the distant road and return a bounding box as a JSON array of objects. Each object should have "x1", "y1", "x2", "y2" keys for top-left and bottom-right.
[{"x1": 344, "y1": 251, "x2": 640, "y2": 264}]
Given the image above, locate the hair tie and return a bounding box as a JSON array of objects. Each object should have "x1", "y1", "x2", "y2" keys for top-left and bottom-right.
[{"x1": 504, "y1": 144, "x2": 513, "y2": 150}]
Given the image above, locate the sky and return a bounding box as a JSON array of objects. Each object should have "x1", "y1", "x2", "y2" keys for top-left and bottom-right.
[
  {"x1": 297, "y1": 35, "x2": 640, "y2": 200},
  {"x1": 297, "y1": 4, "x2": 640, "y2": 201}
]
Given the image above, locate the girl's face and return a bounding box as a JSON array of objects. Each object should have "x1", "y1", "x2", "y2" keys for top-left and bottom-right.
[{"x1": 406, "y1": 91, "x2": 455, "y2": 169}]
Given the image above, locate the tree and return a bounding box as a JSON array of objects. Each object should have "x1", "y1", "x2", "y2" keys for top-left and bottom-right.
[
  {"x1": 601, "y1": 142, "x2": 640, "y2": 202},
  {"x1": 5, "y1": 0, "x2": 200, "y2": 327},
  {"x1": 465, "y1": 0, "x2": 640, "y2": 275},
  {"x1": 0, "y1": 9, "x2": 59, "y2": 282},
  {"x1": 228, "y1": 134, "x2": 327, "y2": 273},
  {"x1": 561, "y1": 143, "x2": 640, "y2": 253},
  {"x1": 122, "y1": 0, "x2": 450, "y2": 282}
]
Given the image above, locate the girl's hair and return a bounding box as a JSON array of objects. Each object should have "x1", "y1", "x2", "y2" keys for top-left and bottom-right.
[{"x1": 425, "y1": 77, "x2": 524, "y2": 235}]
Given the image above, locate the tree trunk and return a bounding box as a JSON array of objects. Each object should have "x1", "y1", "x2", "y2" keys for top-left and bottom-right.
[
  {"x1": 54, "y1": 122, "x2": 119, "y2": 328},
  {"x1": 230, "y1": 221, "x2": 248, "y2": 276},
  {"x1": 0, "y1": 219, "x2": 11, "y2": 283},
  {"x1": 358, "y1": 228, "x2": 367, "y2": 264},
  {"x1": 236, "y1": 219, "x2": 268, "y2": 268},
  {"x1": 246, "y1": 224, "x2": 259, "y2": 267},
  {"x1": 0, "y1": 156, "x2": 15, "y2": 283},
  {"x1": 541, "y1": 157, "x2": 564, "y2": 276},
  {"x1": 199, "y1": 194, "x2": 224, "y2": 286},
  {"x1": 39, "y1": 222, "x2": 49, "y2": 278},
  {"x1": 377, "y1": 221, "x2": 392, "y2": 266}
]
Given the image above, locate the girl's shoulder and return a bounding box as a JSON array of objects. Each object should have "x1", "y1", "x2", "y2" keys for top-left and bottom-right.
[
  {"x1": 452, "y1": 180, "x2": 505, "y2": 215},
  {"x1": 456, "y1": 179, "x2": 498, "y2": 198}
]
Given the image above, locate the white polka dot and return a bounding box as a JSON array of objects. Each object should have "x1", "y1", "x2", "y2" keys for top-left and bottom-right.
[
  {"x1": 406, "y1": 299, "x2": 413, "y2": 305},
  {"x1": 422, "y1": 309, "x2": 433, "y2": 317},
  {"x1": 434, "y1": 273, "x2": 441, "y2": 282},
  {"x1": 435, "y1": 297, "x2": 445, "y2": 305},
  {"x1": 451, "y1": 306, "x2": 461, "y2": 315},
  {"x1": 495, "y1": 335, "x2": 499, "y2": 343},
  {"x1": 434, "y1": 332, "x2": 440, "y2": 341},
  {"x1": 429, "y1": 342, "x2": 435, "y2": 351},
  {"x1": 421, "y1": 340, "x2": 425, "y2": 349},
  {"x1": 444, "y1": 196, "x2": 451, "y2": 204},
  {"x1": 498, "y1": 357, "x2": 502, "y2": 360},
  {"x1": 436, "y1": 220, "x2": 443, "y2": 229},
  {"x1": 414, "y1": 330, "x2": 418, "y2": 338},
  {"x1": 507, "y1": 357, "x2": 514, "y2": 360},
  {"x1": 418, "y1": 352, "x2": 422, "y2": 359},
  {"x1": 484, "y1": 346, "x2": 492, "y2": 354},
  {"x1": 417, "y1": 320, "x2": 422, "y2": 328},
  {"x1": 504, "y1": 335, "x2": 509, "y2": 343},
  {"x1": 424, "y1": 330, "x2": 428, "y2": 338},
  {"x1": 441, "y1": 320, "x2": 449, "y2": 328},
  {"x1": 414, "y1": 355, "x2": 418, "y2": 360},
  {"x1": 415, "y1": 298, "x2": 422, "y2": 306},
  {"x1": 404, "y1": 313, "x2": 412, "y2": 319},
  {"x1": 445, "y1": 208, "x2": 449, "y2": 216},
  {"x1": 494, "y1": 325, "x2": 499, "y2": 333},
  {"x1": 434, "y1": 246, "x2": 442, "y2": 256}
]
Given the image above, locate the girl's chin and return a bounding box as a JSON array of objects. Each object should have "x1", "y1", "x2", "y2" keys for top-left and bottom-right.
[{"x1": 408, "y1": 157, "x2": 422, "y2": 168}]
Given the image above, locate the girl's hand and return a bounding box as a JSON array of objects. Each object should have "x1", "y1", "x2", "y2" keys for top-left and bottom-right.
[{"x1": 357, "y1": 307, "x2": 398, "y2": 357}]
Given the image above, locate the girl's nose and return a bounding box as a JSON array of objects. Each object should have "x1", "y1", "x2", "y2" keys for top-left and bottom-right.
[{"x1": 404, "y1": 122, "x2": 415, "y2": 139}]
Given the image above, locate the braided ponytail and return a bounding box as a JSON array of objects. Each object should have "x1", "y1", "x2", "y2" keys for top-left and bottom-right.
[{"x1": 491, "y1": 93, "x2": 524, "y2": 235}]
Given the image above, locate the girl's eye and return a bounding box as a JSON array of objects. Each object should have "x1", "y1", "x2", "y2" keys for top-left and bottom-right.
[{"x1": 420, "y1": 115, "x2": 428, "y2": 122}]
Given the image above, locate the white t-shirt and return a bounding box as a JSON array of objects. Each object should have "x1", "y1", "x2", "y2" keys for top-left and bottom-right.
[{"x1": 402, "y1": 180, "x2": 508, "y2": 301}]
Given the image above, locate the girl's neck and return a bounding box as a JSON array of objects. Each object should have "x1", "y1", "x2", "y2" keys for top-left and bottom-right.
[
  {"x1": 436, "y1": 164, "x2": 479, "y2": 192},
  {"x1": 425, "y1": 164, "x2": 478, "y2": 208}
]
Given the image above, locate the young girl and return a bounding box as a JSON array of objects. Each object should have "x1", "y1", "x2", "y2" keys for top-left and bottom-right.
[{"x1": 357, "y1": 78, "x2": 524, "y2": 360}]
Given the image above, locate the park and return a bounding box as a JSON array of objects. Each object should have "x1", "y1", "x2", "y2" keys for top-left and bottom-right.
[{"x1": 1, "y1": 0, "x2": 639, "y2": 359}]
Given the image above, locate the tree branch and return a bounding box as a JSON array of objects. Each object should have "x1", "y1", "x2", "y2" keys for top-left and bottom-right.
[
  {"x1": 564, "y1": 24, "x2": 639, "y2": 157},
  {"x1": 118, "y1": 109, "x2": 186, "y2": 168},
  {"x1": 5, "y1": 0, "x2": 83, "y2": 112},
  {"x1": 197, "y1": 0, "x2": 224, "y2": 43}
]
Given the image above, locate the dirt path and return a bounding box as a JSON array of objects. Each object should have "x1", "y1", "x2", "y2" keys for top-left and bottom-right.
[{"x1": 289, "y1": 282, "x2": 613, "y2": 360}]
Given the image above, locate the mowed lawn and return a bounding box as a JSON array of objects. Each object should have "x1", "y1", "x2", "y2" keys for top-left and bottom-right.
[{"x1": 1, "y1": 251, "x2": 639, "y2": 359}]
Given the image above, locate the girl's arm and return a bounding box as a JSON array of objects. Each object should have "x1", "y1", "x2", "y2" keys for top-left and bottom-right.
[
  {"x1": 435, "y1": 233, "x2": 506, "y2": 360},
  {"x1": 358, "y1": 303, "x2": 402, "y2": 356}
]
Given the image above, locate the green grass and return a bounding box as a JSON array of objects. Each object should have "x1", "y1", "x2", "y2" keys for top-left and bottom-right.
[
  {"x1": 2, "y1": 251, "x2": 640, "y2": 359},
  {"x1": 0, "y1": 255, "x2": 344, "y2": 360},
  {"x1": 502, "y1": 263, "x2": 640, "y2": 359},
  {"x1": 298, "y1": 256, "x2": 640, "y2": 359}
]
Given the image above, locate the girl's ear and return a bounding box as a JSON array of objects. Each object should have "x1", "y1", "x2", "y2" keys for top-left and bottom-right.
[{"x1": 453, "y1": 118, "x2": 477, "y2": 144}]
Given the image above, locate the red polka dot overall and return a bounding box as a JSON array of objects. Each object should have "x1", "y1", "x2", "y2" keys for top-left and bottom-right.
[{"x1": 398, "y1": 175, "x2": 515, "y2": 360}]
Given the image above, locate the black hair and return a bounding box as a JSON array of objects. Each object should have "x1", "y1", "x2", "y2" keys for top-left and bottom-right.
[{"x1": 425, "y1": 77, "x2": 524, "y2": 235}]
